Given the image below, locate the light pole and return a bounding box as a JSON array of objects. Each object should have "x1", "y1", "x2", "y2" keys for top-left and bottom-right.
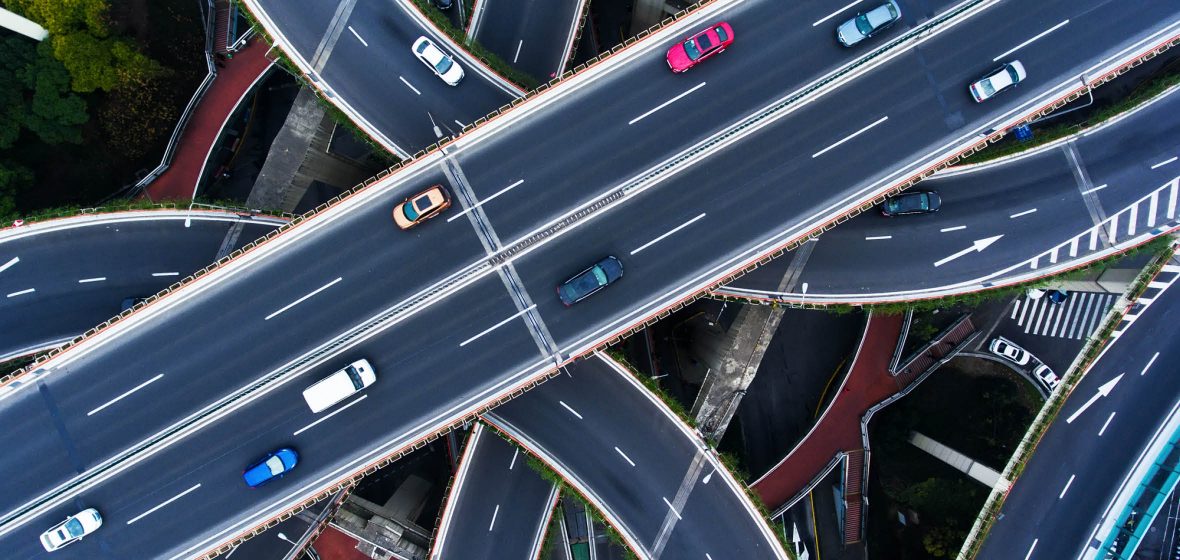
[{"x1": 801, "y1": 282, "x2": 809, "y2": 307}]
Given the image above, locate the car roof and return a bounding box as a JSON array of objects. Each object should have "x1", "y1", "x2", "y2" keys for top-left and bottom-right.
[{"x1": 415, "y1": 38, "x2": 445, "y2": 64}]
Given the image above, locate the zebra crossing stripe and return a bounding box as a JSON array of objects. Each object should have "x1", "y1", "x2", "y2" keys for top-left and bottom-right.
[
  {"x1": 1128, "y1": 205, "x2": 1138, "y2": 236},
  {"x1": 1051, "y1": 295, "x2": 1079, "y2": 337},
  {"x1": 1069, "y1": 237, "x2": 1079, "y2": 258},
  {"x1": 1089, "y1": 228, "x2": 1100, "y2": 251},
  {"x1": 1108, "y1": 214, "x2": 1119, "y2": 243},
  {"x1": 1168, "y1": 179, "x2": 1178, "y2": 219},
  {"x1": 1148, "y1": 192, "x2": 1159, "y2": 227},
  {"x1": 1071, "y1": 294, "x2": 1095, "y2": 339}
]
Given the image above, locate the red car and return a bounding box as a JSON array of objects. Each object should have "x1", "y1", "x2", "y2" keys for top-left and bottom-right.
[{"x1": 665, "y1": 22, "x2": 734, "y2": 73}]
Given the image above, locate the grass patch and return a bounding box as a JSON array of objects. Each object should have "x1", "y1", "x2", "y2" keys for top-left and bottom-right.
[{"x1": 2, "y1": 196, "x2": 290, "y2": 225}]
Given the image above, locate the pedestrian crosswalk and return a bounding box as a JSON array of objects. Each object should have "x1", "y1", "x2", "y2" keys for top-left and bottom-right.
[{"x1": 1010, "y1": 292, "x2": 1117, "y2": 339}]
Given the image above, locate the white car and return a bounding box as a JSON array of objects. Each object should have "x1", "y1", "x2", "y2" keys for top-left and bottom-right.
[
  {"x1": 969, "y1": 61, "x2": 1026, "y2": 102},
  {"x1": 1033, "y1": 363, "x2": 1060, "y2": 390},
  {"x1": 40, "y1": 508, "x2": 102, "y2": 552},
  {"x1": 411, "y1": 36, "x2": 464, "y2": 86},
  {"x1": 989, "y1": 337, "x2": 1031, "y2": 366},
  {"x1": 302, "y1": 359, "x2": 376, "y2": 413}
]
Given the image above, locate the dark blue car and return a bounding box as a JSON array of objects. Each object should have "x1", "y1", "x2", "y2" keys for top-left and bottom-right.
[
  {"x1": 558, "y1": 256, "x2": 624, "y2": 306},
  {"x1": 243, "y1": 448, "x2": 299, "y2": 488}
]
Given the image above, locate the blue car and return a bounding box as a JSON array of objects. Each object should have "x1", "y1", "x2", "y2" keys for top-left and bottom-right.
[
  {"x1": 557, "y1": 256, "x2": 624, "y2": 306},
  {"x1": 243, "y1": 448, "x2": 299, "y2": 488}
]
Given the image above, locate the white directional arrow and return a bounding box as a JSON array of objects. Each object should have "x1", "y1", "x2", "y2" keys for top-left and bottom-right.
[
  {"x1": 933, "y1": 235, "x2": 1004, "y2": 267},
  {"x1": 791, "y1": 522, "x2": 801, "y2": 544},
  {"x1": 1066, "y1": 373, "x2": 1124, "y2": 424}
]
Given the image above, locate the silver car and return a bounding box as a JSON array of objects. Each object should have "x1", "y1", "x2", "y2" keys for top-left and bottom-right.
[{"x1": 837, "y1": 1, "x2": 901, "y2": 47}]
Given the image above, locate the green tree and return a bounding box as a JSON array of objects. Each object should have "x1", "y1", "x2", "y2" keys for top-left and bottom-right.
[
  {"x1": 923, "y1": 525, "x2": 965, "y2": 558},
  {"x1": 0, "y1": 162, "x2": 33, "y2": 219},
  {"x1": 0, "y1": 36, "x2": 89, "y2": 147}
]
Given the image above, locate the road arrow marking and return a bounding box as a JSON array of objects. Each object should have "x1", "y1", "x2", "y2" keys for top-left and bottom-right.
[
  {"x1": 933, "y1": 235, "x2": 1003, "y2": 267},
  {"x1": 1067, "y1": 373, "x2": 1124, "y2": 424}
]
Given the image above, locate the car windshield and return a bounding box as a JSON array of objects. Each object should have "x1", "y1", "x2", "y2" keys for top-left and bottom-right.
[
  {"x1": 402, "y1": 200, "x2": 420, "y2": 221},
  {"x1": 265, "y1": 456, "x2": 285, "y2": 475},
  {"x1": 434, "y1": 55, "x2": 453, "y2": 74},
  {"x1": 682, "y1": 38, "x2": 702, "y2": 60},
  {"x1": 854, "y1": 13, "x2": 874, "y2": 35},
  {"x1": 714, "y1": 26, "x2": 729, "y2": 42},
  {"x1": 1006, "y1": 65, "x2": 1020, "y2": 82},
  {"x1": 64, "y1": 519, "x2": 84, "y2": 538},
  {"x1": 346, "y1": 366, "x2": 363, "y2": 390}
]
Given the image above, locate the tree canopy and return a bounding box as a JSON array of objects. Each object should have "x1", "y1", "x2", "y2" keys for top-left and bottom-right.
[{"x1": 0, "y1": 35, "x2": 89, "y2": 148}]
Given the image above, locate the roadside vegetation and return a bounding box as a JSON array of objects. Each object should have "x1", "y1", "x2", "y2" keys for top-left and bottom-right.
[{"x1": 0, "y1": 0, "x2": 204, "y2": 221}]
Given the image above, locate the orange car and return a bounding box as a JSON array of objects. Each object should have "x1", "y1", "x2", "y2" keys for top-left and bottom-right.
[{"x1": 393, "y1": 185, "x2": 451, "y2": 229}]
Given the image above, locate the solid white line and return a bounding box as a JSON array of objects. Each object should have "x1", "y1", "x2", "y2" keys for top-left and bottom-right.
[
  {"x1": 558, "y1": 400, "x2": 583, "y2": 420},
  {"x1": 865, "y1": 235, "x2": 892, "y2": 241},
  {"x1": 1059, "y1": 474, "x2": 1075, "y2": 499},
  {"x1": 489, "y1": 504, "x2": 500, "y2": 531},
  {"x1": 812, "y1": 116, "x2": 888, "y2": 158},
  {"x1": 87, "y1": 373, "x2": 165, "y2": 416},
  {"x1": 459, "y1": 304, "x2": 536, "y2": 347},
  {"x1": 1023, "y1": 538, "x2": 1038, "y2": 560},
  {"x1": 1151, "y1": 156, "x2": 1178, "y2": 169},
  {"x1": 265, "y1": 277, "x2": 343, "y2": 321},
  {"x1": 1098, "y1": 411, "x2": 1115, "y2": 436},
  {"x1": 513, "y1": 40, "x2": 523, "y2": 63},
  {"x1": 399, "y1": 76, "x2": 421, "y2": 95},
  {"x1": 940, "y1": 225, "x2": 967, "y2": 232},
  {"x1": 1009, "y1": 208, "x2": 1037, "y2": 219},
  {"x1": 6, "y1": 288, "x2": 34, "y2": 298},
  {"x1": 994, "y1": 19, "x2": 1069, "y2": 61},
  {"x1": 0, "y1": 257, "x2": 18, "y2": 274},
  {"x1": 1141, "y1": 352, "x2": 1160, "y2": 375},
  {"x1": 78, "y1": 277, "x2": 106, "y2": 283},
  {"x1": 1080, "y1": 183, "x2": 1108, "y2": 195},
  {"x1": 151, "y1": 272, "x2": 179, "y2": 277},
  {"x1": 293, "y1": 395, "x2": 367, "y2": 436},
  {"x1": 347, "y1": 26, "x2": 368, "y2": 47},
  {"x1": 614, "y1": 447, "x2": 636, "y2": 467},
  {"x1": 630, "y1": 213, "x2": 706, "y2": 255},
  {"x1": 662, "y1": 497, "x2": 682, "y2": 520},
  {"x1": 509, "y1": 448, "x2": 519, "y2": 470},
  {"x1": 629, "y1": 82, "x2": 707, "y2": 125},
  {"x1": 813, "y1": 0, "x2": 862, "y2": 26},
  {"x1": 127, "y1": 484, "x2": 201, "y2": 525},
  {"x1": 448, "y1": 179, "x2": 525, "y2": 222}
]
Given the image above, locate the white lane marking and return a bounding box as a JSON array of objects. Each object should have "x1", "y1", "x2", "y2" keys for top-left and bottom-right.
[
  {"x1": 1128, "y1": 204, "x2": 1138, "y2": 236},
  {"x1": 293, "y1": 395, "x2": 367, "y2": 436},
  {"x1": 1168, "y1": 180, "x2": 1178, "y2": 218},
  {"x1": 706, "y1": 555, "x2": 714, "y2": 560},
  {"x1": 1066, "y1": 374, "x2": 1123, "y2": 424},
  {"x1": 87, "y1": 373, "x2": 165, "y2": 416},
  {"x1": 1141, "y1": 352, "x2": 1160, "y2": 375},
  {"x1": 399, "y1": 76, "x2": 421, "y2": 95},
  {"x1": 265, "y1": 277, "x2": 343, "y2": 321},
  {"x1": 1059, "y1": 474, "x2": 1075, "y2": 499},
  {"x1": 513, "y1": 40, "x2": 523, "y2": 63},
  {"x1": 127, "y1": 484, "x2": 201, "y2": 525},
  {"x1": 448, "y1": 179, "x2": 525, "y2": 222},
  {"x1": 1107, "y1": 213, "x2": 1120, "y2": 243},
  {"x1": 1098, "y1": 411, "x2": 1115, "y2": 436},
  {"x1": 151, "y1": 272, "x2": 179, "y2": 277},
  {"x1": 1009, "y1": 208, "x2": 1037, "y2": 219},
  {"x1": 1151, "y1": 156, "x2": 1178, "y2": 169},
  {"x1": 865, "y1": 235, "x2": 892, "y2": 241},
  {"x1": 812, "y1": 116, "x2": 888, "y2": 158},
  {"x1": 629, "y1": 82, "x2": 707, "y2": 125},
  {"x1": 934, "y1": 235, "x2": 1003, "y2": 267},
  {"x1": 1088, "y1": 227, "x2": 1099, "y2": 251},
  {"x1": 6, "y1": 288, "x2": 34, "y2": 298},
  {"x1": 940, "y1": 225, "x2": 966, "y2": 232},
  {"x1": 662, "y1": 497, "x2": 682, "y2": 521},
  {"x1": 993, "y1": 19, "x2": 1069, "y2": 61},
  {"x1": 509, "y1": 448, "x2": 519, "y2": 470},
  {"x1": 558, "y1": 400, "x2": 583, "y2": 420},
  {"x1": 631, "y1": 213, "x2": 707, "y2": 255},
  {"x1": 1148, "y1": 191, "x2": 1158, "y2": 226},
  {"x1": 459, "y1": 304, "x2": 536, "y2": 347},
  {"x1": 1023, "y1": 538, "x2": 1038, "y2": 560},
  {"x1": 0, "y1": 257, "x2": 18, "y2": 274},
  {"x1": 813, "y1": 0, "x2": 862, "y2": 26},
  {"x1": 488, "y1": 504, "x2": 500, "y2": 531},
  {"x1": 1068, "y1": 237, "x2": 1078, "y2": 257},
  {"x1": 614, "y1": 447, "x2": 636, "y2": 467},
  {"x1": 78, "y1": 277, "x2": 106, "y2": 283},
  {"x1": 1080, "y1": 183, "x2": 1108, "y2": 195},
  {"x1": 347, "y1": 26, "x2": 368, "y2": 47}
]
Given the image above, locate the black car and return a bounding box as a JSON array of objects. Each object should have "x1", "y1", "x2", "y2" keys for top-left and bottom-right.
[
  {"x1": 557, "y1": 256, "x2": 624, "y2": 306},
  {"x1": 881, "y1": 191, "x2": 941, "y2": 216},
  {"x1": 433, "y1": 0, "x2": 453, "y2": 9}
]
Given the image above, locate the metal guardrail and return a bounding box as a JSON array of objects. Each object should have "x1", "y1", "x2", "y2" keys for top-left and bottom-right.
[{"x1": 889, "y1": 309, "x2": 914, "y2": 374}]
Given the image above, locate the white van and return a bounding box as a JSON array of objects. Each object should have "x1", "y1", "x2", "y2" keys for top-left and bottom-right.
[{"x1": 302, "y1": 359, "x2": 376, "y2": 413}]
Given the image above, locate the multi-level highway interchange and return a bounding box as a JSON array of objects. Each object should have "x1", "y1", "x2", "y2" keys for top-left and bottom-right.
[{"x1": 2, "y1": 0, "x2": 1180, "y2": 558}]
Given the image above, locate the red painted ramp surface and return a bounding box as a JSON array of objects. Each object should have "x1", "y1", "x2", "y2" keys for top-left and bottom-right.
[
  {"x1": 752, "y1": 313, "x2": 905, "y2": 510},
  {"x1": 145, "y1": 39, "x2": 271, "y2": 202},
  {"x1": 309, "y1": 526, "x2": 370, "y2": 560}
]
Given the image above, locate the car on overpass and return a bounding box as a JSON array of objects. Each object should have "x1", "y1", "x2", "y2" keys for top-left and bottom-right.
[
  {"x1": 836, "y1": 1, "x2": 901, "y2": 47},
  {"x1": 243, "y1": 448, "x2": 299, "y2": 488},
  {"x1": 666, "y1": 22, "x2": 734, "y2": 73},
  {"x1": 412, "y1": 36, "x2": 464, "y2": 86},
  {"x1": 558, "y1": 256, "x2": 624, "y2": 306},
  {"x1": 970, "y1": 61, "x2": 1027, "y2": 102},
  {"x1": 881, "y1": 190, "x2": 941, "y2": 216},
  {"x1": 393, "y1": 185, "x2": 452, "y2": 229},
  {"x1": 39, "y1": 508, "x2": 102, "y2": 552},
  {"x1": 303, "y1": 359, "x2": 377, "y2": 413}
]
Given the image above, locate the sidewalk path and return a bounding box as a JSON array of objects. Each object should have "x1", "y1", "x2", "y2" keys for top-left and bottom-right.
[
  {"x1": 146, "y1": 39, "x2": 273, "y2": 202},
  {"x1": 752, "y1": 313, "x2": 905, "y2": 510}
]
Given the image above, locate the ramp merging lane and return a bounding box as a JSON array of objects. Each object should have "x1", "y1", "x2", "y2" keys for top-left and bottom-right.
[
  {"x1": 2, "y1": 0, "x2": 1180, "y2": 557},
  {"x1": 467, "y1": 0, "x2": 585, "y2": 81}
]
